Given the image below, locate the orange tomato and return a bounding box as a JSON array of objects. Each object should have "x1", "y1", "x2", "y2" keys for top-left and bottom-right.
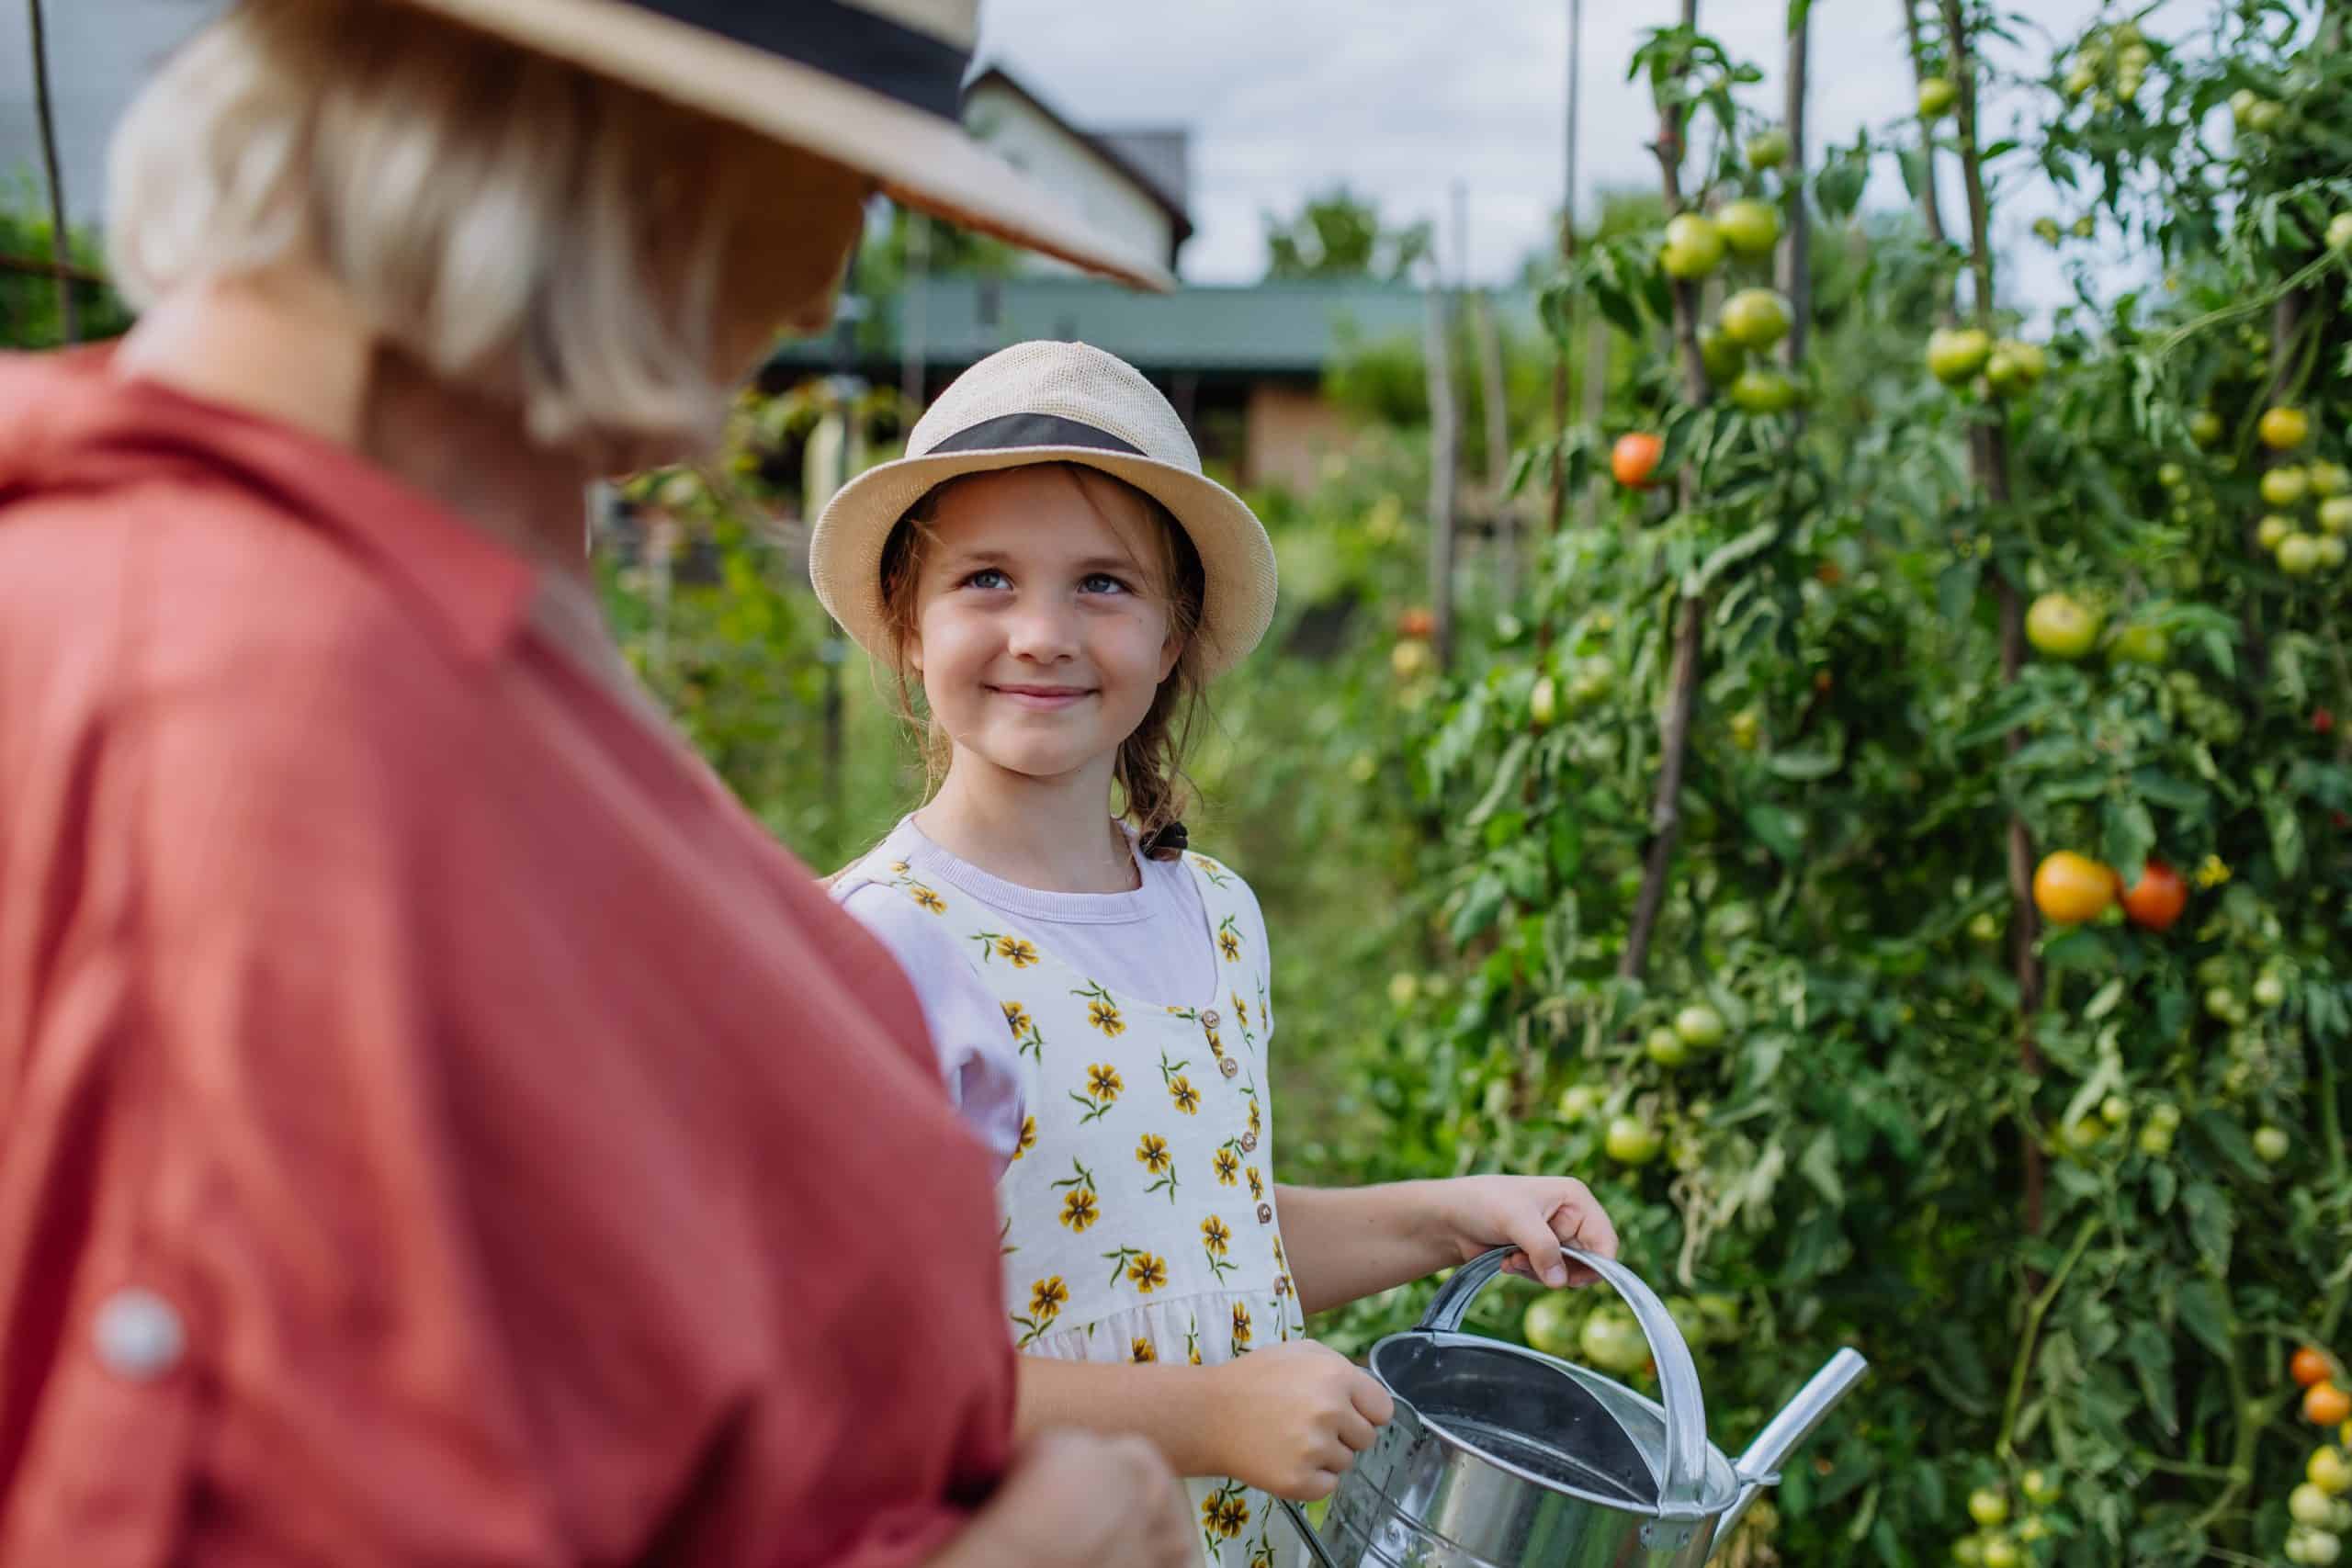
[
  {"x1": 2309, "y1": 1382, "x2": 2352, "y2": 1427},
  {"x1": 2293, "y1": 1347, "x2": 2335, "y2": 1388},
  {"x1": 2120, "y1": 860, "x2": 2188, "y2": 932},
  {"x1": 1612, "y1": 432, "x2": 1665, "y2": 490},
  {"x1": 1396, "y1": 606, "x2": 1437, "y2": 640},
  {"x1": 2032, "y1": 851, "x2": 2119, "y2": 926}
]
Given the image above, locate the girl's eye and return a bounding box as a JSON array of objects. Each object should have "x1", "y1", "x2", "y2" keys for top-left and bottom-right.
[
  {"x1": 1080, "y1": 573, "x2": 1132, "y2": 595},
  {"x1": 962, "y1": 568, "x2": 1010, "y2": 591}
]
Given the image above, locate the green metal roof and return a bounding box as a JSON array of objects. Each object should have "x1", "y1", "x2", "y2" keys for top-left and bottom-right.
[{"x1": 770, "y1": 277, "x2": 1542, "y2": 377}]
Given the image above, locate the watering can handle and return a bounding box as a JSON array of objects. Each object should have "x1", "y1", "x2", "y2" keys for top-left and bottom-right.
[
  {"x1": 1419, "y1": 1246, "x2": 1712, "y2": 1506},
  {"x1": 1276, "y1": 1498, "x2": 1343, "y2": 1568}
]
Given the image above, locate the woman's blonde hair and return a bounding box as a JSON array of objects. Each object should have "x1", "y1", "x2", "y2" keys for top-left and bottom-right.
[
  {"x1": 876, "y1": 464, "x2": 1209, "y2": 859},
  {"x1": 107, "y1": 0, "x2": 867, "y2": 458}
]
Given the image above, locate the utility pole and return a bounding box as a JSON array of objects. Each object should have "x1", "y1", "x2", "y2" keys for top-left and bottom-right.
[{"x1": 1549, "y1": 0, "x2": 1584, "y2": 538}]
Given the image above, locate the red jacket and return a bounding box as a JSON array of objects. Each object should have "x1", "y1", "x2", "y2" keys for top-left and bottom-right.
[{"x1": 0, "y1": 349, "x2": 1012, "y2": 1567}]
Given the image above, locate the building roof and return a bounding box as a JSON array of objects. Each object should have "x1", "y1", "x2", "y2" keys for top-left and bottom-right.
[
  {"x1": 1094, "y1": 129, "x2": 1191, "y2": 216},
  {"x1": 769, "y1": 277, "x2": 1543, "y2": 378},
  {"x1": 962, "y1": 68, "x2": 1194, "y2": 252}
]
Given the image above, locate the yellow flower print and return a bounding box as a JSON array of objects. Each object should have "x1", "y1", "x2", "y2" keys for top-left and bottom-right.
[
  {"x1": 1170, "y1": 1076, "x2": 1200, "y2": 1115},
  {"x1": 995, "y1": 934, "x2": 1039, "y2": 968},
  {"x1": 1250, "y1": 1545, "x2": 1276, "y2": 1568},
  {"x1": 1001, "y1": 1001, "x2": 1031, "y2": 1036},
  {"x1": 1201, "y1": 1215, "x2": 1230, "y2": 1255},
  {"x1": 1088, "y1": 999, "x2": 1124, "y2": 1035},
  {"x1": 1126, "y1": 1252, "x2": 1168, "y2": 1292},
  {"x1": 1247, "y1": 1167, "x2": 1264, "y2": 1201},
  {"x1": 888, "y1": 860, "x2": 910, "y2": 875},
  {"x1": 1213, "y1": 1147, "x2": 1240, "y2": 1186},
  {"x1": 1185, "y1": 1316, "x2": 1202, "y2": 1365},
  {"x1": 1069, "y1": 1063, "x2": 1122, "y2": 1124},
  {"x1": 909, "y1": 884, "x2": 947, "y2": 915},
  {"x1": 1060, "y1": 1188, "x2": 1099, "y2": 1232},
  {"x1": 1230, "y1": 1301, "x2": 1252, "y2": 1351},
  {"x1": 1131, "y1": 1337, "x2": 1157, "y2": 1363},
  {"x1": 1011, "y1": 1275, "x2": 1068, "y2": 1348},
  {"x1": 1136, "y1": 1133, "x2": 1170, "y2": 1172},
  {"x1": 1216, "y1": 914, "x2": 1243, "y2": 962},
  {"x1": 1202, "y1": 1482, "x2": 1250, "y2": 1541},
  {"x1": 1233, "y1": 994, "x2": 1249, "y2": 1027},
  {"x1": 1011, "y1": 1114, "x2": 1036, "y2": 1161},
  {"x1": 1248, "y1": 1097, "x2": 1261, "y2": 1136}
]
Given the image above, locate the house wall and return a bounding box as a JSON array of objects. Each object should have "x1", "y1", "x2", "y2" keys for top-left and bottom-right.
[
  {"x1": 963, "y1": 81, "x2": 1174, "y2": 275},
  {"x1": 1244, "y1": 382, "x2": 1354, "y2": 496}
]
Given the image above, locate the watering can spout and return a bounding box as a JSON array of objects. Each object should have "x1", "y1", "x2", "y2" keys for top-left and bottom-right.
[{"x1": 1712, "y1": 1348, "x2": 1871, "y2": 1554}]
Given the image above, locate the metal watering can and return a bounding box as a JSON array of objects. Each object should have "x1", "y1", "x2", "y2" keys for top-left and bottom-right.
[{"x1": 1276, "y1": 1247, "x2": 1868, "y2": 1568}]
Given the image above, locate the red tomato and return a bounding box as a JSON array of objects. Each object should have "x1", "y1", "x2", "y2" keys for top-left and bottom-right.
[
  {"x1": 2293, "y1": 1346, "x2": 2334, "y2": 1388},
  {"x1": 2120, "y1": 860, "x2": 2188, "y2": 933},
  {"x1": 1612, "y1": 433, "x2": 1664, "y2": 490},
  {"x1": 2308, "y1": 1382, "x2": 2352, "y2": 1427}
]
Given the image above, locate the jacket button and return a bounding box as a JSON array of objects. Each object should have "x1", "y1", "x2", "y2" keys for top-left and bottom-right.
[
  {"x1": 1200, "y1": 1010, "x2": 1221, "y2": 1031},
  {"x1": 1240, "y1": 1131, "x2": 1258, "y2": 1153},
  {"x1": 94, "y1": 1289, "x2": 186, "y2": 1381},
  {"x1": 1219, "y1": 1057, "x2": 1239, "y2": 1078}
]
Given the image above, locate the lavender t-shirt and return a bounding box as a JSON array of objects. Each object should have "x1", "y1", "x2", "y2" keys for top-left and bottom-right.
[{"x1": 834, "y1": 816, "x2": 1238, "y2": 1170}]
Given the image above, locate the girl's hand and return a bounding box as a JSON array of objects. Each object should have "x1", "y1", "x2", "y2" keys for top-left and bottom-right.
[
  {"x1": 1203, "y1": 1341, "x2": 1396, "y2": 1500},
  {"x1": 1432, "y1": 1174, "x2": 1620, "y2": 1289}
]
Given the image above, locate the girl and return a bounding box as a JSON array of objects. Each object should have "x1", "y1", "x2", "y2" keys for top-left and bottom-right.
[{"x1": 814, "y1": 341, "x2": 1621, "y2": 1565}]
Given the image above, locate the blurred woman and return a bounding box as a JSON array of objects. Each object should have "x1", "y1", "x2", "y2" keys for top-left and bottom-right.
[{"x1": 0, "y1": 2, "x2": 1189, "y2": 1564}]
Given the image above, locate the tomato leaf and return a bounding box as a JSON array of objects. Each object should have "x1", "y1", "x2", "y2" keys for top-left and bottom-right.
[
  {"x1": 2182, "y1": 1181, "x2": 2233, "y2": 1277},
  {"x1": 2123, "y1": 1320, "x2": 2180, "y2": 1436},
  {"x1": 2174, "y1": 1278, "x2": 2233, "y2": 1364}
]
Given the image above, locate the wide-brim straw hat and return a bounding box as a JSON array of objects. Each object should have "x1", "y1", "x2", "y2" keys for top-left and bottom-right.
[
  {"x1": 809, "y1": 340, "x2": 1278, "y2": 678},
  {"x1": 390, "y1": 0, "x2": 1172, "y2": 291}
]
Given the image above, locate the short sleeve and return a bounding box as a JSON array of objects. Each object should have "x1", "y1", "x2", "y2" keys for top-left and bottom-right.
[{"x1": 837, "y1": 883, "x2": 1027, "y2": 1173}]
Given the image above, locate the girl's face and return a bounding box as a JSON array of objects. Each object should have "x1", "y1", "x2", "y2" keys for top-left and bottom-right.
[{"x1": 910, "y1": 466, "x2": 1185, "y2": 787}]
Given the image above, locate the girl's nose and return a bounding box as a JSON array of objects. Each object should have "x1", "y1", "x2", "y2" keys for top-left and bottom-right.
[{"x1": 1004, "y1": 599, "x2": 1080, "y2": 662}]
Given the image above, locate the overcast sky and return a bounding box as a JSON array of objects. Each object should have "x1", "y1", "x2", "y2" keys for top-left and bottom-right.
[{"x1": 7, "y1": 0, "x2": 2166, "y2": 300}]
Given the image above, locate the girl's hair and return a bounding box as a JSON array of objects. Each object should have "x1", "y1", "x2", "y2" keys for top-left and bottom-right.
[
  {"x1": 876, "y1": 464, "x2": 1208, "y2": 860},
  {"x1": 106, "y1": 0, "x2": 866, "y2": 464}
]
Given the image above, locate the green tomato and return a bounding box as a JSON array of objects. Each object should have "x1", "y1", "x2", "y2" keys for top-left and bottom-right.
[
  {"x1": 1698, "y1": 327, "x2": 1747, "y2": 384},
  {"x1": 2148, "y1": 1102, "x2": 2182, "y2": 1133},
  {"x1": 1951, "y1": 1536, "x2": 1985, "y2": 1567},
  {"x1": 1557, "y1": 1084, "x2": 1603, "y2": 1121},
  {"x1": 1918, "y1": 76, "x2": 1959, "y2": 117},
  {"x1": 1968, "y1": 910, "x2": 2002, "y2": 943},
  {"x1": 2205, "y1": 986, "x2": 2245, "y2": 1023},
  {"x1": 1662, "y1": 213, "x2": 1726, "y2": 279},
  {"x1": 1981, "y1": 1536, "x2": 2020, "y2": 1568},
  {"x1": 2280, "y1": 534, "x2": 2324, "y2": 575},
  {"x1": 2020, "y1": 1469, "x2": 2061, "y2": 1506},
  {"x1": 2108, "y1": 624, "x2": 2169, "y2": 666},
  {"x1": 1969, "y1": 1489, "x2": 2010, "y2": 1529},
  {"x1": 1522, "y1": 1292, "x2": 1577, "y2": 1357},
  {"x1": 2158, "y1": 461, "x2": 2188, "y2": 489},
  {"x1": 2025, "y1": 592, "x2": 2101, "y2": 660},
  {"x1": 2190, "y1": 410, "x2": 2225, "y2": 447},
  {"x1": 1530, "y1": 675, "x2": 1559, "y2": 728},
  {"x1": 1604, "y1": 1115, "x2": 1664, "y2": 1167},
  {"x1": 2065, "y1": 1117, "x2": 2106, "y2": 1151},
  {"x1": 2247, "y1": 97, "x2": 2287, "y2": 134},
  {"x1": 2261, "y1": 514, "x2": 2298, "y2": 552},
  {"x1": 2321, "y1": 498, "x2": 2352, "y2": 536},
  {"x1": 2254, "y1": 972, "x2": 2288, "y2": 1009},
  {"x1": 1928, "y1": 327, "x2": 1993, "y2": 386},
  {"x1": 1578, "y1": 1308, "x2": 1652, "y2": 1374},
  {"x1": 2017, "y1": 1515, "x2": 2049, "y2": 1544},
  {"x1": 1720, "y1": 288, "x2": 1794, "y2": 350},
  {"x1": 1645, "y1": 1026, "x2": 1691, "y2": 1068},
  {"x1": 1675, "y1": 1005, "x2": 1728, "y2": 1049},
  {"x1": 2101, "y1": 1094, "x2": 2130, "y2": 1126},
  {"x1": 2299, "y1": 1485, "x2": 2343, "y2": 1529},
  {"x1": 2311, "y1": 461, "x2": 2350, "y2": 496},
  {"x1": 2231, "y1": 88, "x2": 2260, "y2": 130},
  {"x1": 1716, "y1": 198, "x2": 1781, "y2": 260},
  {"x1": 2139, "y1": 1122, "x2": 2176, "y2": 1156},
  {"x1": 2255, "y1": 1124, "x2": 2291, "y2": 1163},
  {"x1": 2318, "y1": 536, "x2": 2347, "y2": 568},
  {"x1": 2064, "y1": 65, "x2": 2098, "y2": 99},
  {"x1": 1728, "y1": 367, "x2": 1800, "y2": 415},
  {"x1": 1745, "y1": 129, "x2": 1792, "y2": 170},
  {"x1": 2328, "y1": 213, "x2": 2352, "y2": 253},
  {"x1": 2263, "y1": 466, "x2": 2312, "y2": 506}
]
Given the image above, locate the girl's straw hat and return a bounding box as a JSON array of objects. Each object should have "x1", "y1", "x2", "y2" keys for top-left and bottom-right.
[
  {"x1": 809, "y1": 340, "x2": 1278, "y2": 677},
  {"x1": 390, "y1": 0, "x2": 1170, "y2": 290}
]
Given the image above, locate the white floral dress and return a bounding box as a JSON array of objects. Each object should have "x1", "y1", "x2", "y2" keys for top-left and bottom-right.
[{"x1": 834, "y1": 844, "x2": 1306, "y2": 1567}]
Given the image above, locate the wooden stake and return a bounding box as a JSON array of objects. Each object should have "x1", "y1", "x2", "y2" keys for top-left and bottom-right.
[{"x1": 28, "y1": 0, "x2": 78, "y2": 344}]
